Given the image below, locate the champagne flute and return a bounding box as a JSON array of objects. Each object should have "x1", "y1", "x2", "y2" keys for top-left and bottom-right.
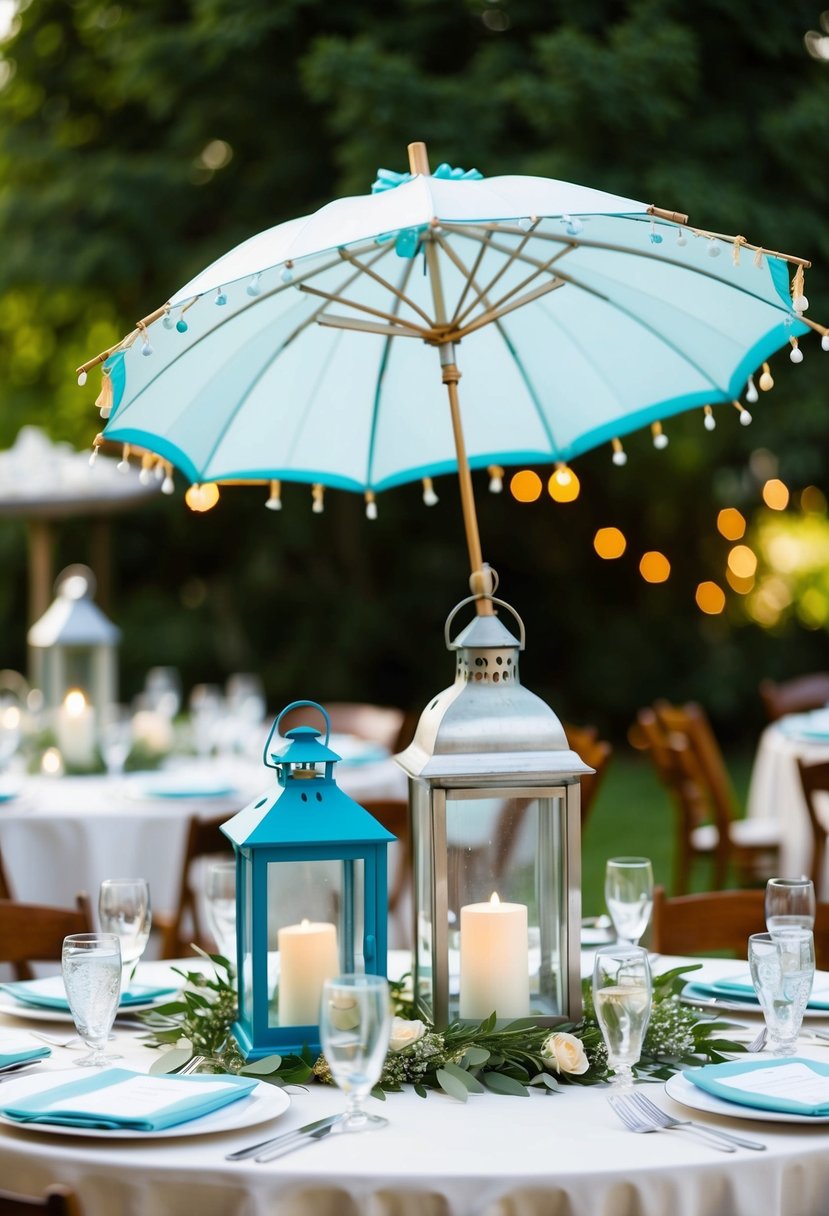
[
  {"x1": 205, "y1": 860, "x2": 236, "y2": 965},
  {"x1": 98, "y1": 878, "x2": 152, "y2": 989},
  {"x1": 749, "y1": 929, "x2": 815, "y2": 1055},
  {"x1": 592, "y1": 945, "x2": 652, "y2": 1089},
  {"x1": 62, "y1": 933, "x2": 122, "y2": 1067},
  {"x1": 319, "y1": 974, "x2": 391, "y2": 1132},
  {"x1": 604, "y1": 857, "x2": 654, "y2": 946},
  {"x1": 765, "y1": 877, "x2": 816, "y2": 933}
]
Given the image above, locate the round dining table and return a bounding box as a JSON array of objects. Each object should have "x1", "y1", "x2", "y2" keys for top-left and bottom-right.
[
  {"x1": 0, "y1": 748, "x2": 409, "y2": 918},
  {"x1": 2, "y1": 956, "x2": 829, "y2": 1216}
]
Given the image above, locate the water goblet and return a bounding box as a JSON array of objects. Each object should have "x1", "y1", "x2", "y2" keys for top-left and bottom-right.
[
  {"x1": 319, "y1": 974, "x2": 391, "y2": 1132},
  {"x1": 99, "y1": 705, "x2": 133, "y2": 778},
  {"x1": 98, "y1": 878, "x2": 152, "y2": 987},
  {"x1": 61, "y1": 933, "x2": 122, "y2": 1067},
  {"x1": 205, "y1": 860, "x2": 236, "y2": 965},
  {"x1": 749, "y1": 929, "x2": 815, "y2": 1055},
  {"x1": 765, "y1": 877, "x2": 816, "y2": 933},
  {"x1": 592, "y1": 945, "x2": 652, "y2": 1089},
  {"x1": 604, "y1": 857, "x2": 654, "y2": 946}
]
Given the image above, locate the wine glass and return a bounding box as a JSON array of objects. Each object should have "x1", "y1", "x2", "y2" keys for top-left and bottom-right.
[
  {"x1": 319, "y1": 974, "x2": 391, "y2": 1132},
  {"x1": 749, "y1": 929, "x2": 815, "y2": 1055},
  {"x1": 592, "y1": 945, "x2": 652, "y2": 1089},
  {"x1": 61, "y1": 933, "x2": 122, "y2": 1066},
  {"x1": 205, "y1": 860, "x2": 236, "y2": 964},
  {"x1": 99, "y1": 705, "x2": 133, "y2": 777},
  {"x1": 765, "y1": 877, "x2": 816, "y2": 933},
  {"x1": 604, "y1": 857, "x2": 654, "y2": 946},
  {"x1": 144, "y1": 667, "x2": 182, "y2": 720},
  {"x1": 98, "y1": 878, "x2": 152, "y2": 988}
]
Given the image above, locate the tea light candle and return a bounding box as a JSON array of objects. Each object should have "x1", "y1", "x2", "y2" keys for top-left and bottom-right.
[
  {"x1": 459, "y1": 892, "x2": 529, "y2": 1020},
  {"x1": 277, "y1": 919, "x2": 339, "y2": 1026},
  {"x1": 55, "y1": 689, "x2": 96, "y2": 769}
]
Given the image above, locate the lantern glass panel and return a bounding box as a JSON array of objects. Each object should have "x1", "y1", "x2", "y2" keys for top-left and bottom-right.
[
  {"x1": 240, "y1": 860, "x2": 253, "y2": 1024},
  {"x1": 264, "y1": 857, "x2": 366, "y2": 1028},
  {"x1": 62, "y1": 648, "x2": 95, "y2": 699},
  {"x1": 447, "y1": 791, "x2": 566, "y2": 1022},
  {"x1": 412, "y1": 781, "x2": 434, "y2": 1017}
]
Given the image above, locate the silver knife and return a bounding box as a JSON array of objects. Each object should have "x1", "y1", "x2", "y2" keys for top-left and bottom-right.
[
  {"x1": 225, "y1": 1113, "x2": 342, "y2": 1161},
  {"x1": 0, "y1": 1062, "x2": 45, "y2": 1083},
  {"x1": 254, "y1": 1121, "x2": 337, "y2": 1162}
]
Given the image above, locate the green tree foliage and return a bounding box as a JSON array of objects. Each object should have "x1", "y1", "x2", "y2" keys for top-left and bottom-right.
[{"x1": 1, "y1": 0, "x2": 828, "y2": 735}]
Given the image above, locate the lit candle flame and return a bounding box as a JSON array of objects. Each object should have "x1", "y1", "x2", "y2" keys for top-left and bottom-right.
[
  {"x1": 64, "y1": 689, "x2": 87, "y2": 716},
  {"x1": 489, "y1": 892, "x2": 501, "y2": 908}
]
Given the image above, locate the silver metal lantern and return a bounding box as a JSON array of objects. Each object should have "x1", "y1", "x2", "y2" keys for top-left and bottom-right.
[{"x1": 396, "y1": 594, "x2": 590, "y2": 1030}]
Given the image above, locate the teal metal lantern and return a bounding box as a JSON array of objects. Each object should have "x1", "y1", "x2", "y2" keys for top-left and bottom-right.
[{"x1": 221, "y1": 700, "x2": 395, "y2": 1059}]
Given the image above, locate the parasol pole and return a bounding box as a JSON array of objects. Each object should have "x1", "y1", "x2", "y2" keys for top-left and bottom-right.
[{"x1": 408, "y1": 141, "x2": 494, "y2": 617}]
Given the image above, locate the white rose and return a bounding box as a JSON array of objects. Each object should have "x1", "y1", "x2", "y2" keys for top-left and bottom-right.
[
  {"x1": 388, "y1": 1017, "x2": 427, "y2": 1052},
  {"x1": 541, "y1": 1031, "x2": 589, "y2": 1076}
]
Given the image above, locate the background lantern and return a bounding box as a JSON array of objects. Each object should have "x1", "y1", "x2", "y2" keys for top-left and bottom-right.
[
  {"x1": 221, "y1": 700, "x2": 396, "y2": 1059},
  {"x1": 26, "y1": 564, "x2": 120, "y2": 769},
  {"x1": 397, "y1": 595, "x2": 590, "y2": 1030}
]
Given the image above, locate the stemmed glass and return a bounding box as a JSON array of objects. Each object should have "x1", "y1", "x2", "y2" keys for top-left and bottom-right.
[
  {"x1": 204, "y1": 860, "x2": 236, "y2": 965},
  {"x1": 98, "y1": 878, "x2": 152, "y2": 989},
  {"x1": 61, "y1": 933, "x2": 122, "y2": 1066},
  {"x1": 319, "y1": 974, "x2": 391, "y2": 1132},
  {"x1": 604, "y1": 857, "x2": 654, "y2": 946},
  {"x1": 765, "y1": 877, "x2": 816, "y2": 933},
  {"x1": 592, "y1": 945, "x2": 652, "y2": 1089},
  {"x1": 99, "y1": 705, "x2": 133, "y2": 778},
  {"x1": 749, "y1": 929, "x2": 815, "y2": 1055}
]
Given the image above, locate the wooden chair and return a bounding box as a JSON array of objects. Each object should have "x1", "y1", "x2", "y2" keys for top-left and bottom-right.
[
  {"x1": 650, "y1": 701, "x2": 781, "y2": 891},
  {"x1": 759, "y1": 672, "x2": 829, "y2": 722},
  {"x1": 155, "y1": 814, "x2": 233, "y2": 958},
  {"x1": 796, "y1": 758, "x2": 829, "y2": 888},
  {"x1": 565, "y1": 725, "x2": 613, "y2": 831},
  {"x1": 0, "y1": 894, "x2": 93, "y2": 981},
  {"x1": 813, "y1": 901, "x2": 829, "y2": 972},
  {"x1": 0, "y1": 844, "x2": 12, "y2": 900},
  {"x1": 650, "y1": 885, "x2": 766, "y2": 956},
  {"x1": 0, "y1": 1187, "x2": 83, "y2": 1216}
]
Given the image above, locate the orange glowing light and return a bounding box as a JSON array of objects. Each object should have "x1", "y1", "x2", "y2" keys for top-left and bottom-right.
[
  {"x1": 593, "y1": 527, "x2": 627, "y2": 559},
  {"x1": 762, "y1": 479, "x2": 789, "y2": 511},
  {"x1": 547, "y1": 467, "x2": 580, "y2": 503},
  {"x1": 716, "y1": 508, "x2": 746, "y2": 541},
  {"x1": 696, "y1": 581, "x2": 726, "y2": 615},
  {"x1": 639, "y1": 551, "x2": 671, "y2": 583},
  {"x1": 510, "y1": 470, "x2": 542, "y2": 502},
  {"x1": 727, "y1": 544, "x2": 757, "y2": 579}
]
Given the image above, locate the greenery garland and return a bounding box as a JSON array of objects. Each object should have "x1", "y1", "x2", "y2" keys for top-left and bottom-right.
[{"x1": 139, "y1": 949, "x2": 746, "y2": 1100}]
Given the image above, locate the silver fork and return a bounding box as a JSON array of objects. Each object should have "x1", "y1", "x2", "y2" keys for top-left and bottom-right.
[
  {"x1": 608, "y1": 1092, "x2": 736, "y2": 1152},
  {"x1": 628, "y1": 1090, "x2": 766, "y2": 1151},
  {"x1": 172, "y1": 1055, "x2": 208, "y2": 1076},
  {"x1": 746, "y1": 1026, "x2": 767, "y2": 1052}
]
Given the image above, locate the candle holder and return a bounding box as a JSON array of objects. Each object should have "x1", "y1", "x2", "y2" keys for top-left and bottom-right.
[
  {"x1": 397, "y1": 593, "x2": 589, "y2": 1030},
  {"x1": 221, "y1": 700, "x2": 395, "y2": 1059}
]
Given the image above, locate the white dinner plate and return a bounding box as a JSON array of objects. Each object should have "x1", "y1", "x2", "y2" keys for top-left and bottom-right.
[
  {"x1": 665, "y1": 1070, "x2": 829, "y2": 1124},
  {"x1": 0, "y1": 994, "x2": 172, "y2": 1024},
  {"x1": 126, "y1": 773, "x2": 239, "y2": 800},
  {"x1": 0, "y1": 1068, "x2": 290, "y2": 1139},
  {"x1": 681, "y1": 984, "x2": 829, "y2": 1020}
]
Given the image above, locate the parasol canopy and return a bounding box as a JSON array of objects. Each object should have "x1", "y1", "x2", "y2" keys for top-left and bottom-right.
[{"x1": 81, "y1": 142, "x2": 824, "y2": 610}]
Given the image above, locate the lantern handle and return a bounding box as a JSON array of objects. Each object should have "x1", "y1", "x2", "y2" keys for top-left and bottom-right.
[
  {"x1": 263, "y1": 699, "x2": 332, "y2": 768},
  {"x1": 443, "y1": 595, "x2": 526, "y2": 650}
]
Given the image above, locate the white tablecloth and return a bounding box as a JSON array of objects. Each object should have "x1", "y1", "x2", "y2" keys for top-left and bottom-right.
[
  {"x1": 2, "y1": 957, "x2": 829, "y2": 1216},
  {"x1": 0, "y1": 755, "x2": 409, "y2": 916},
  {"x1": 747, "y1": 723, "x2": 829, "y2": 894}
]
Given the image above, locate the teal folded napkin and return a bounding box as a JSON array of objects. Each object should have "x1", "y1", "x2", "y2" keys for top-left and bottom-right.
[
  {"x1": 0, "y1": 977, "x2": 177, "y2": 1011},
  {"x1": 685, "y1": 1057, "x2": 829, "y2": 1117},
  {"x1": 0, "y1": 1068, "x2": 257, "y2": 1130},
  {"x1": 0, "y1": 1032, "x2": 51, "y2": 1068},
  {"x1": 683, "y1": 974, "x2": 829, "y2": 1011}
]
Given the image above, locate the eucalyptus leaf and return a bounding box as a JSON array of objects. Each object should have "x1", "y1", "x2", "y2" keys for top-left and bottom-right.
[
  {"x1": 440, "y1": 1062, "x2": 486, "y2": 1094},
  {"x1": 462, "y1": 1046, "x2": 490, "y2": 1068},
  {"x1": 481, "y1": 1071, "x2": 529, "y2": 1097},
  {"x1": 530, "y1": 1072, "x2": 562, "y2": 1092},
  {"x1": 436, "y1": 1068, "x2": 470, "y2": 1103},
  {"x1": 239, "y1": 1054, "x2": 284, "y2": 1075},
  {"x1": 148, "y1": 1047, "x2": 192, "y2": 1076}
]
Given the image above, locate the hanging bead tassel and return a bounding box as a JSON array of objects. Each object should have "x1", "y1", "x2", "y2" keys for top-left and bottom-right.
[
  {"x1": 745, "y1": 375, "x2": 759, "y2": 404},
  {"x1": 611, "y1": 438, "x2": 627, "y2": 466},
  {"x1": 365, "y1": 490, "x2": 378, "y2": 520},
  {"x1": 117, "y1": 443, "x2": 131, "y2": 472},
  {"x1": 161, "y1": 462, "x2": 175, "y2": 495},
  {"x1": 77, "y1": 369, "x2": 88, "y2": 387},
  {"x1": 733, "y1": 400, "x2": 752, "y2": 426},
  {"x1": 138, "y1": 453, "x2": 155, "y2": 485},
  {"x1": 95, "y1": 368, "x2": 113, "y2": 419},
  {"x1": 651, "y1": 421, "x2": 669, "y2": 450},
  {"x1": 731, "y1": 235, "x2": 747, "y2": 265},
  {"x1": 312, "y1": 484, "x2": 324, "y2": 514},
  {"x1": 703, "y1": 405, "x2": 716, "y2": 431},
  {"x1": 758, "y1": 362, "x2": 774, "y2": 391},
  {"x1": 89, "y1": 433, "x2": 104, "y2": 467},
  {"x1": 422, "y1": 477, "x2": 439, "y2": 506},
  {"x1": 791, "y1": 265, "x2": 809, "y2": 315},
  {"x1": 487, "y1": 466, "x2": 504, "y2": 494},
  {"x1": 265, "y1": 480, "x2": 282, "y2": 511},
  {"x1": 753, "y1": 247, "x2": 765, "y2": 268},
  {"x1": 790, "y1": 337, "x2": 804, "y2": 364}
]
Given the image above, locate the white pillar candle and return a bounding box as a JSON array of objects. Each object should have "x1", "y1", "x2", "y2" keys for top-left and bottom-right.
[
  {"x1": 55, "y1": 689, "x2": 96, "y2": 769},
  {"x1": 459, "y1": 892, "x2": 529, "y2": 1020},
  {"x1": 277, "y1": 919, "x2": 339, "y2": 1026}
]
